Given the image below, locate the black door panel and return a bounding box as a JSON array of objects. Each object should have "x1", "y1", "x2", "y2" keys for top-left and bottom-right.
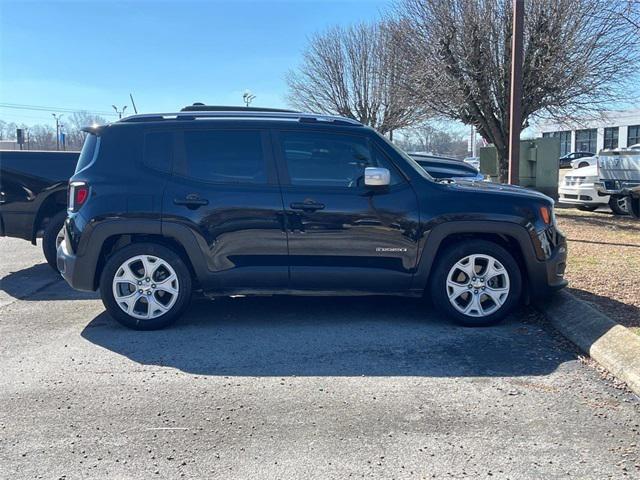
[
  {"x1": 274, "y1": 129, "x2": 420, "y2": 291},
  {"x1": 282, "y1": 185, "x2": 419, "y2": 290},
  {"x1": 162, "y1": 128, "x2": 288, "y2": 290}
]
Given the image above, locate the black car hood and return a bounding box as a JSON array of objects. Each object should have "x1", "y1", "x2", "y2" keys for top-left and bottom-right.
[{"x1": 445, "y1": 179, "x2": 553, "y2": 203}]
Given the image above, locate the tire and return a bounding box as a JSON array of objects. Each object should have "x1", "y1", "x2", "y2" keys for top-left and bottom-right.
[
  {"x1": 429, "y1": 240, "x2": 522, "y2": 327},
  {"x1": 42, "y1": 211, "x2": 67, "y2": 272},
  {"x1": 624, "y1": 197, "x2": 640, "y2": 219},
  {"x1": 577, "y1": 204, "x2": 599, "y2": 212},
  {"x1": 578, "y1": 162, "x2": 589, "y2": 168},
  {"x1": 99, "y1": 243, "x2": 193, "y2": 330},
  {"x1": 608, "y1": 196, "x2": 628, "y2": 215}
]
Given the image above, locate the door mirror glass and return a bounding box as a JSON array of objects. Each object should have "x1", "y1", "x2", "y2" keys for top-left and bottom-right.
[{"x1": 364, "y1": 167, "x2": 390, "y2": 187}]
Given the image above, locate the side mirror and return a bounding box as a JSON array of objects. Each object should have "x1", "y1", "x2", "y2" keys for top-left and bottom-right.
[{"x1": 364, "y1": 167, "x2": 390, "y2": 187}]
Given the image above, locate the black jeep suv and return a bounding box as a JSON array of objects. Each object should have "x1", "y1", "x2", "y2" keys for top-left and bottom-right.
[{"x1": 57, "y1": 107, "x2": 567, "y2": 330}]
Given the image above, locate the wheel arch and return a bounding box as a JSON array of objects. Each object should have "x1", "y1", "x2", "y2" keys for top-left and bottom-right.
[
  {"x1": 413, "y1": 221, "x2": 540, "y2": 299},
  {"x1": 74, "y1": 219, "x2": 209, "y2": 290},
  {"x1": 32, "y1": 186, "x2": 67, "y2": 244}
]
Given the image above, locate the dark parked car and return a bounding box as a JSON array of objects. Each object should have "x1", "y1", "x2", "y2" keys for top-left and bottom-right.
[
  {"x1": 57, "y1": 107, "x2": 567, "y2": 330},
  {"x1": 409, "y1": 153, "x2": 484, "y2": 181},
  {"x1": 559, "y1": 151, "x2": 593, "y2": 169},
  {"x1": 0, "y1": 150, "x2": 79, "y2": 269}
]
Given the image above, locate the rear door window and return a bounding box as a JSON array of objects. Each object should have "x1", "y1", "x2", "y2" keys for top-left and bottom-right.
[
  {"x1": 181, "y1": 129, "x2": 266, "y2": 184},
  {"x1": 144, "y1": 131, "x2": 173, "y2": 173}
]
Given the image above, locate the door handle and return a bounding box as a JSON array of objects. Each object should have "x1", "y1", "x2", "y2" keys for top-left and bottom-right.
[
  {"x1": 290, "y1": 202, "x2": 325, "y2": 212},
  {"x1": 173, "y1": 194, "x2": 209, "y2": 208}
]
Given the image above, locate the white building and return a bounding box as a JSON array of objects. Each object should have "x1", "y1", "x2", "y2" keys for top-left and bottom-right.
[
  {"x1": 537, "y1": 109, "x2": 640, "y2": 156},
  {"x1": 0, "y1": 140, "x2": 19, "y2": 150}
]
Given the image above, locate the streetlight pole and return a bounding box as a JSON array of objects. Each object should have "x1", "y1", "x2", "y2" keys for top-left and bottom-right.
[
  {"x1": 508, "y1": 0, "x2": 524, "y2": 185},
  {"x1": 51, "y1": 113, "x2": 63, "y2": 151},
  {"x1": 243, "y1": 91, "x2": 256, "y2": 107},
  {"x1": 112, "y1": 105, "x2": 127, "y2": 119}
]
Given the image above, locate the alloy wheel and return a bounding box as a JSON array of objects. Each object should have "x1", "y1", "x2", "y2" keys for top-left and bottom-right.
[
  {"x1": 446, "y1": 254, "x2": 510, "y2": 317},
  {"x1": 112, "y1": 254, "x2": 179, "y2": 320}
]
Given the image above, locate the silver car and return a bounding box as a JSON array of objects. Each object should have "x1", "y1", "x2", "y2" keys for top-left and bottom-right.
[{"x1": 595, "y1": 149, "x2": 640, "y2": 218}]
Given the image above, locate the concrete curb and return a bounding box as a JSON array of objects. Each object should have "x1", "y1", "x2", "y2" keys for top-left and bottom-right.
[{"x1": 537, "y1": 290, "x2": 640, "y2": 397}]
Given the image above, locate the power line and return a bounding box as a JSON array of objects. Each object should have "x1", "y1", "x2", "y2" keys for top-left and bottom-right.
[{"x1": 0, "y1": 102, "x2": 118, "y2": 117}]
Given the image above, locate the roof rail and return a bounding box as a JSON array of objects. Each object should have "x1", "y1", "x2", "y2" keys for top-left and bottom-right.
[
  {"x1": 180, "y1": 104, "x2": 298, "y2": 113},
  {"x1": 118, "y1": 111, "x2": 363, "y2": 127}
]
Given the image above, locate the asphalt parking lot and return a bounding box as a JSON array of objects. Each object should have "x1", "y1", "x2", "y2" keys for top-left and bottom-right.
[{"x1": 1, "y1": 237, "x2": 639, "y2": 479}]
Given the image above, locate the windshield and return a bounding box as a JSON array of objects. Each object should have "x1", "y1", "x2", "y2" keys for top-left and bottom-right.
[{"x1": 375, "y1": 132, "x2": 435, "y2": 182}]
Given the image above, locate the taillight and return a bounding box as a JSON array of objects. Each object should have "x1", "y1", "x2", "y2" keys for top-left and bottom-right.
[{"x1": 68, "y1": 182, "x2": 89, "y2": 212}]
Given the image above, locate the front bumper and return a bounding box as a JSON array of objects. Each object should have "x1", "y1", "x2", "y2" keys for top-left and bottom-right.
[
  {"x1": 595, "y1": 180, "x2": 640, "y2": 197},
  {"x1": 527, "y1": 227, "x2": 568, "y2": 300},
  {"x1": 558, "y1": 184, "x2": 607, "y2": 205}
]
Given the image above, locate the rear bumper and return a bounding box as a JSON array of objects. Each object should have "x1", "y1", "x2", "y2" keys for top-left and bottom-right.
[{"x1": 56, "y1": 221, "x2": 96, "y2": 292}]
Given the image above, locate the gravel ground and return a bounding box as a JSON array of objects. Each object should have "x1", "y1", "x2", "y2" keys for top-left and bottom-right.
[
  {"x1": 1, "y1": 237, "x2": 640, "y2": 479},
  {"x1": 555, "y1": 207, "x2": 640, "y2": 335}
]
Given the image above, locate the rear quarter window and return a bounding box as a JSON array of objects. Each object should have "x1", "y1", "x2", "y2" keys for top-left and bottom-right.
[{"x1": 74, "y1": 134, "x2": 99, "y2": 173}]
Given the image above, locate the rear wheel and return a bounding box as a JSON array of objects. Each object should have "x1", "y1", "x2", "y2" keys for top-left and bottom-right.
[
  {"x1": 100, "y1": 243, "x2": 192, "y2": 330},
  {"x1": 608, "y1": 196, "x2": 628, "y2": 215},
  {"x1": 578, "y1": 161, "x2": 590, "y2": 168},
  {"x1": 42, "y1": 211, "x2": 67, "y2": 272},
  {"x1": 430, "y1": 240, "x2": 522, "y2": 327}
]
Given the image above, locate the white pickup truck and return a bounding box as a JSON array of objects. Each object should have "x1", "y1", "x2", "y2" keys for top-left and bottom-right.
[{"x1": 596, "y1": 149, "x2": 640, "y2": 218}]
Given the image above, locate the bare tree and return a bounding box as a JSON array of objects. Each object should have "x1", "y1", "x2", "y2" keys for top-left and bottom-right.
[
  {"x1": 393, "y1": 0, "x2": 640, "y2": 181},
  {"x1": 286, "y1": 21, "x2": 430, "y2": 137},
  {"x1": 28, "y1": 125, "x2": 56, "y2": 150},
  {"x1": 0, "y1": 111, "x2": 107, "y2": 150},
  {"x1": 65, "y1": 111, "x2": 107, "y2": 150},
  {"x1": 397, "y1": 122, "x2": 472, "y2": 158}
]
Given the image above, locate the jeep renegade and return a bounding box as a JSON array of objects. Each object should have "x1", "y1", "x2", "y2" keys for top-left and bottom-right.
[{"x1": 57, "y1": 106, "x2": 567, "y2": 330}]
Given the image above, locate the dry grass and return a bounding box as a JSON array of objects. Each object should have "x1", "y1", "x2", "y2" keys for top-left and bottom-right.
[{"x1": 555, "y1": 207, "x2": 640, "y2": 335}]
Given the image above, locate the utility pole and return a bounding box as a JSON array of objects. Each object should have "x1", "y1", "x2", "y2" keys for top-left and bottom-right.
[
  {"x1": 508, "y1": 0, "x2": 524, "y2": 185},
  {"x1": 52, "y1": 113, "x2": 63, "y2": 151},
  {"x1": 129, "y1": 93, "x2": 138, "y2": 114},
  {"x1": 112, "y1": 105, "x2": 127, "y2": 119},
  {"x1": 471, "y1": 127, "x2": 477, "y2": 158},
  {"x1": 243, "y1": 90, "x2": 255, "y2": 107}
]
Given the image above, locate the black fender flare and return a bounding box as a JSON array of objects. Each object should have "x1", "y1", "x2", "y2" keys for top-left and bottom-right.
[
  {"x1": 73, "y1": 219, "x2": 210, "y2": 290},
  {"x1": 411, "y1": 220, "x2": 543, "y2": 291}
]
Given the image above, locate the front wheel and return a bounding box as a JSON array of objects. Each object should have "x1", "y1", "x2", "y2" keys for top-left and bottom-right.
[
  {"x1": 608, "y1": 196, "x2": 628, "y2": 215},
  {"x1": 100, "y1": 243, "x2": 193, "y2": 330},
  {"x1": 430, "y1": 240, "x2": 522, "y2": 327},
  {"x1": 624, "y1": 197, "x2": 640, "y2": 219}
]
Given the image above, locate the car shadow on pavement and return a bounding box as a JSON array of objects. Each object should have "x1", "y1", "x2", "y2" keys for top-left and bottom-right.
[
  {"x1": 81, "y1": 296, "x2": 574, "y2": 378},
  {"x1": 0, "y1": 263, "x2": 98, "y2": 301}
]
